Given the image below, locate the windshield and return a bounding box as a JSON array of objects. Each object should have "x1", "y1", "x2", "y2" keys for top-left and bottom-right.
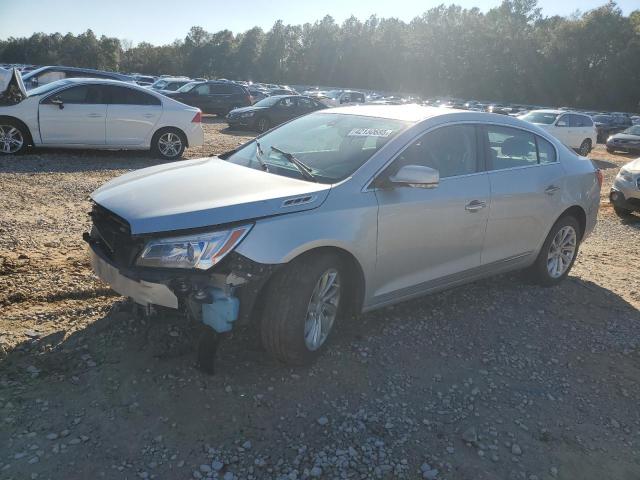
[
  {"x1": 252, "y1": 96, "x2": 281, "y2": 107},
  {"x1": 623, "y1": 125, "x2": 640, "y2": 136},
  {"x1": 151, "y1": 79, "x2": 169, "y2": 89},
  {"x1": 27, "y1": 79, "x2": 72, "y2": 96},
  {"x1": 520, "y1": 111, "x2": 559, "y2": 124},
  {"x1": 177, "y1": 82, "x2": 200, "y2": 93},
  {"x1": 225, "y1": 113, "x2": 408, "y2": 184}
]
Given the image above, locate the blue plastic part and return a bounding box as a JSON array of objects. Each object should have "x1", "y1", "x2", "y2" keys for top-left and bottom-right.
[{"x1": 201, "y1": 288, "x2": 240, "y2": 333}]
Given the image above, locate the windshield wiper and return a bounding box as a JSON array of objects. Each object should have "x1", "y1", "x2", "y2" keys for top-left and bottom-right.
[
  {"x1": 254, "y1": 140, "x2": 269, "y2": 172},
  {"x1": 270, "y1": 145, "x2": 317, "y2": 182}
]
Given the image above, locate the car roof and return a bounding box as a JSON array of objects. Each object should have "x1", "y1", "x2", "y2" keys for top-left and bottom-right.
[
  {"x1": 529, "y1": 109, "x2": 589, "y2": 116},
  {"x1": 55, "y1": 78, "x2": 143, "y2": 87},
  {"x1": 23, "y1": 65, "x2": 130, "y2": 79}
]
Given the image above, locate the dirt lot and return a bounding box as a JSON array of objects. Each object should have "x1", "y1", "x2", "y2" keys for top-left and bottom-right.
[{"x1": 1, "y1": 118, "x2": 639, "y2": 480}]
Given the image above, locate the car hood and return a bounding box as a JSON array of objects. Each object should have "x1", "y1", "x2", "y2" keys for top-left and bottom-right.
[
  {"x1": 229, "y1": 106, "x2": 267, "y2": 115},
  {"x1": 91, "y1": 157, "x2": 331, "y2": 235},
  {"x1": 610, "y1": 133, "x2": 640, "y2": 141},
  {"x1": 622, "y1": 157, "x2": 640, "y2": 173}
]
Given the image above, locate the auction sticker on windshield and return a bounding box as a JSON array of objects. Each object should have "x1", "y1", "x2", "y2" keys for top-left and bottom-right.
[{"x1": 347, "y1": 128, "x2": 394, "y2": 137}]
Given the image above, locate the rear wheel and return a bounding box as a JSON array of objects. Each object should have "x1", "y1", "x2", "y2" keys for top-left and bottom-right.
[
  {"x1": 261, "y1": 253, "x2": 343, "y2": 365},
  {"x1": 0, "y1": 121, "x2": 27, "y2": 155},
  {"x1": 606, "y1": 147, "x2": 615, "y2": 154},
  {"x1": 578, "y1": 139, "x2": 592, "y2": 156},
  {"x1": 528, "y1": 216, "x2": 581, "y2": 286},
  {"x1": 152, "y1": 129, "x2": 186, "y2": 160}
]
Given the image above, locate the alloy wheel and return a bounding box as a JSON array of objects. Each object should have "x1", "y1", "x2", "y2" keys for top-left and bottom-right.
[
  {"x1": 304, "y1": 268, "x2": 341, "y2": 351},
  {"x1": 546, "y1": 226, "x2": 577, "y2": 278},
  {"x1": 158, "y1": 132, "x2": 182, "y2": 158},
  {"x1": 579, "y1": 140, "x2": 591, "y2": 156},
  {"x1": 0, "y1": 125, "x2": 24, "y2": 154}
]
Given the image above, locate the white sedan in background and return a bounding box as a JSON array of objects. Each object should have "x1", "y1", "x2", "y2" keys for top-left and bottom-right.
[
  {"x1": 519, "y1": 109, "x2": 597, "y2": 156},
  {"x1": 0, "y1": 78, "x2": 204, "y2": 159}
]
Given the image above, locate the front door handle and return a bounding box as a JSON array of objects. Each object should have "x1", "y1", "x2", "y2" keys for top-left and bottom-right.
[
  {"x1": 465, "y1": 200, "x2": 487, "y2": 212},
  {"x1": 143, "y1": 113, "x2": 155, "y2": 118},
  {"x1": 87, "y1": 113, "x2": 103, "y2": 118},
  {"x1": 545, "y1": 185, "x2": 560, "y2": 195}
]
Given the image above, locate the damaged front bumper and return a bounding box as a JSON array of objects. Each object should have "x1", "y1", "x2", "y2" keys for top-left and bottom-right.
[{"x1": 86, "y1": 233, "x2": 278, "y2": 333}]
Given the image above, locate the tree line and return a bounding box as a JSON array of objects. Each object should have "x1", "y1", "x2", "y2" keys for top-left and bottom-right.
[{"x1": 1, "y1": 0, "x2": 639, "y2": 111}]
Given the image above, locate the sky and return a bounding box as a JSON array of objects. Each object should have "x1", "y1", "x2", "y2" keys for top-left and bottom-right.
[{"x1": 0, "y1": 0, "x2": 637, "y2": 45}]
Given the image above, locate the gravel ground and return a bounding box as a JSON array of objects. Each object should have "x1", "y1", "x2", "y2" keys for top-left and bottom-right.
[{"x1": 0, "y1": 120, "x2": 639, "y2": 480}]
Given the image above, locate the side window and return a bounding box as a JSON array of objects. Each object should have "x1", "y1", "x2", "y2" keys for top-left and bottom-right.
[
  {"x1": 210, "y1": 83, "x2": 234, "y2": 94},
  {"x1": 194, "y1": 84, "x2": 210, "y2": 95},
  {"x1": 567, "y1": 114, "x2": 582, "y2": 128},
  {"x1": 46, "y1": 85, "x2": 103, "y2": 104},
  {"x1": 536, "y1": 136, "x2": 557, "y2": 164},
  {"x1": 556, "y1": 115, "x2": 569, "y2": 127},
  {"x1": 393, "y1": 125, "x2": 478, "y2": 178},
  {"x1": 297, "y1": 97, "x2": 315, "y2": 110},
  {"x1": 107, "y1": 86, "x2": 160, "y2": 105},
  {"x1": 580, "y1": 115, "x2": 593, "y2": 127},
  {"x1": 279, "y1": 98, "x2": 296, "y2": 109},
  {"x1": 486, "y1": 126, "x2": 537, "y2": 170}
]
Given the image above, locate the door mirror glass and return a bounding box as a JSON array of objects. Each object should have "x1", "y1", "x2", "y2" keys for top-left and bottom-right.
[{"x1": 390, "y1": 165, "x2": 439, "y2": 189}]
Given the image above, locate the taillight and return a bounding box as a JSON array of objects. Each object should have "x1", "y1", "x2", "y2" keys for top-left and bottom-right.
[
  {"x1": 595, "y1": 169, "x2": 603, "y2": 187},
  {"x1": 192, "y1": 111, "x2": 202, "y2": 123}
]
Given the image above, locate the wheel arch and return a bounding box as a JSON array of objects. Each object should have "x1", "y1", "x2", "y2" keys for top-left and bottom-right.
[
  {"x1": 558, "y1": 205, "x2": 587, "y2": 240},
  {"x1": 0, "y1": 115, "x2": 34, "y2": 145},
  {"x1": 249, "y1": 245, "x2": 366, "y2": 327},
  {"x1": 151, "y1": 125, "x2": 189, "y2": 147}
]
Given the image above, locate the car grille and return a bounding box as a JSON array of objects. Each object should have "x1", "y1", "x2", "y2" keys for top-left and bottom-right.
[{"x1": 90, "y1": 203, "x2": 142, "y2": 267}]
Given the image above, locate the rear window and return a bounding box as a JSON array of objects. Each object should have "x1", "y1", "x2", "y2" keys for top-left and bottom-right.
[
  {"x1": 106, "y1": 86, "x2": 161, "y2": 106},
  {"x1": 519, "y1": 111, "x2": 559, "y2": 125}
]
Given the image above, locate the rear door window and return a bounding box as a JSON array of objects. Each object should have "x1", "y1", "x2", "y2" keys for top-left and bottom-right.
[
  {"x1": 209, "y1": 83, "x2": 233, "y2": 94},
  {"x1": 485, "y1": 126, "x2": 538, "y2": 170},
  {"x1": 106, "y1": 86, "x2": 161, "y2": 105}
]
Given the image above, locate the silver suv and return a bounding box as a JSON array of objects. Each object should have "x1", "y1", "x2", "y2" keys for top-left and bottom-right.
[
  {"x1": 86, "y1": 105, "x2": 601, "y2": 370},
  {"x1": 610, "y1": 158, "x2": 640, "y2": 217}
]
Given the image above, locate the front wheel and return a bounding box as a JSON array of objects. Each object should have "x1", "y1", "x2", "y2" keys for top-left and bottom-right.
[
  {"x1": 152, "y1": 129, "x2": 186, "y2": 160},
  {"x1": 606, "y1": 147, "x2": 614, "y2": 154},
  {"x1": 528, "y1": 216, "x2": 581, "y2": 286},
  {"x1": 0, "y1": 121, "x2": 28, "y2": 155},
  {"x1": 256, "y1": 117, "x2": 270, "y2": 133},
  {"x1": 613, "y1": 205, "x2": 633, "y2": 218},
  {"x1": 261, "y1": 253, "x2": 343, "y2": 365},
  {"x1": 578, "y1": 139, "x2": 592, "y2": 156}
]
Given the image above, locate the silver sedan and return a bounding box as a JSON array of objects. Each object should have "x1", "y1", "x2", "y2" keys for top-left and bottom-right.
[{"x1": 87, "y1": 105, "x2": 602, "y2": 369}]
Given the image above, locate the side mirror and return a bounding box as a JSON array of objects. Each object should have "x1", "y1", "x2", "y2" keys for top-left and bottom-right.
[
  {"x1": 389, "y1": 165, "x2": 439, "y2": 189},
  {"x1": 51, "y1": 97, "x2": 64, "y2": 110},
  {"x1": 556, "y1": 120, "x2": 567, "y2": 127}
]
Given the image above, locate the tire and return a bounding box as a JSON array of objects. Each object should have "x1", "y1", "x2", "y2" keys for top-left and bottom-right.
[
  {"x1": 528, "y1": 216, "x2": 581, "y2": 287},
  {"x1": 606, "y1": 147, "x2": 614, "y2": 154},
  {"x1": 261, "y1": 253, "x2": 344, "y2": 365},
  {"x1": 151, "y1": 128, "x2": 186, "y2": 160},
  {"x1": 613, "y1": 205, "x2": 633, "y2": 218},
  {"x1": 0, "y1": 120, "x2": 28, "y2": 155},
  {"x1": 256, "y1": 117, "x2": 270, "y2": 133},
  {"x1": 578, "y1": 139, "x2": 592, "y2": 156}
]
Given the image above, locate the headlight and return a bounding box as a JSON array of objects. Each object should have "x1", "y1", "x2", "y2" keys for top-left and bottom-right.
[
  {"x1": 618, "y1": 169, "x2": 633, "y2": 183},
  {"x1": 240, "y1": 112, "x2": 255, "y2": 118},
  {"x1": 136, "y1": 225, "x2": 252, "y2": 270}
]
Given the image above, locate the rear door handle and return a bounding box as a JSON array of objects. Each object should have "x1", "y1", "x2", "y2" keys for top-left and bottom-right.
[
  {"x1": 465, "y1": 200, "x2": 487, "y2": 212},
  {"x1": 545, "y1": 185, "x2": 560, "y2": 195},
  {"x1": 87, "y1": 113, "x2": 103, "y2": 118},
  {"x1": 143, "y1": 113, "x2": 155, "y2": 118}
]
